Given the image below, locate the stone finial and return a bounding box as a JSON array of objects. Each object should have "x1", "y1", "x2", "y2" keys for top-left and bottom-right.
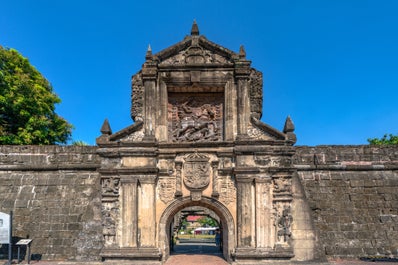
[
  {"x1": 283, "y1": 116, "x2": 296, "y2": 144},
  {"x1": 239, "y1": 45, "x2": 246, "y2": 59},
  {"x1": 100, "y1": 119, "x2": 112, "y2": 135},
  {"x1": 283, "y1": 116, "x2": 295, "y2": 133},
  {"x1": 145, "y1": 44, "x2": 153, "y2": 60},
  {"x1": 191, "y1": 20, "x2": 199, "y2": 36}
]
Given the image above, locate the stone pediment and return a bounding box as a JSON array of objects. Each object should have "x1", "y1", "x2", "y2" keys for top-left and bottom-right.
[
  {"x1": 156, "y1": 36, "x2": 237, "y2": 67},
  {"x1": 149, "y1": 21, "x2": 238, "y2": 68}
]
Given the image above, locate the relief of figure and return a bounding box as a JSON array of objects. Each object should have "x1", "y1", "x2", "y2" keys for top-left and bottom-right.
[
  {"x1": 102, "y1": 178, "x2": 120, "y2": 195},
  {"x1": 103, "y1": 211, "x2": 116, "y2": 245},
  {"x1": 277, "y1": 206, "x2": 293, "y2": 243},
  {"x1": 172, "y1": 97, "x2": 220, "y2": 142}
]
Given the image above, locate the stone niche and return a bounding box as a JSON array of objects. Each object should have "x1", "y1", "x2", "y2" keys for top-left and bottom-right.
[{"x1": 96, "y1": 21, "x2": 318, "y2": 264}]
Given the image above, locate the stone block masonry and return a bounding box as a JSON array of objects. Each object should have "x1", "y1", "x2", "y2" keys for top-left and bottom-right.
[
  {"x1": 0, "y1": 145, "x2": 397, "y2": 261},
  {"x1": 294, "y1": 146, "x2": 398, "y2": 258},
  {"x1": 0, "y1": 146, "x2": 102, "y2": 261}
]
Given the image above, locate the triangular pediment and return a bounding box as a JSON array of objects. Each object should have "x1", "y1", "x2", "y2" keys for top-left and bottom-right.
[{"x1": 156, "y1": 35, "x2": 238, "y2": 67}]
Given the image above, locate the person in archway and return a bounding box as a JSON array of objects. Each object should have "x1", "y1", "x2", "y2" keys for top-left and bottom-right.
[{"x1": 215, "y1": 228, "x2": 221, "y2": 248}]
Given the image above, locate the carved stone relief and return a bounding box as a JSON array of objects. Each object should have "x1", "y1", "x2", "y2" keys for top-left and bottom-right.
[
  {"x1": 102, "y1": 201, "x2": 119, "y2": 246},
  {"x1": 101, "y1": 177, "x2": 120, "y2": 246},
  {"x1": 158, "y1": 177, "x2": 176, "y2": 204},
  {"x1": 254, "y1": 155, "x2": 281, "y2": 167},
  {"x1": 183, "y1": 153, "x2": 210, "y2": 190},
  {"x1": 168, "y1": 93, "x2": 223, "y2": 142},
  {"x1": 120, "y1": 129, "x2": 145, "y2": 142},
  {"x1": 219, "y1": 175, "x2": 236, "y2": 206},
  {"x1": 273, "y1": 178, "x2": 292, "y2": 194},
  {"x1": 249, "y1": 68, "x2": 263, "y2": 119},
  {"x1": 274, "y1": 204, "x2": 293, "y2": 244},
  {"x1": 247, "y1": 122, "x2": 274, "y2": 140},
  {"x1": 102, "y1": 177, "x2": 120, "y2": 196},
  {"x1": 131, "y1": 72, "x2": 144, "y2": 122},
  {"x1": 161, "y1": 45, "x2": 231, "y2": 66}
]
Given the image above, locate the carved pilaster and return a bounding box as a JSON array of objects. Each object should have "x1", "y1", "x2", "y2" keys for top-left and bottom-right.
[
  {"x1": 120, "y1": 178, "x2": 138, "y2": 248},
  {"x1": 174, "y1": 161, "x2": 183, "y2": 197},
  {"x1": 211, "y1": 161, "x2": 219, "y2": 198},
  {"x1": 235, "y1": 174, "x2": 254, "y2": 247},
  {"x1": 255, "y1": 176, "x2": 272, "y2": 248},
  {"x1": 138, "y1": 175, "x2": 157, "y2": 247},
  {"x1": 235, "y1": 58, "x2": 251, "y2": 138},
  {"x1": 142, "y1": 55, "x2": 158, "y2": 141}
]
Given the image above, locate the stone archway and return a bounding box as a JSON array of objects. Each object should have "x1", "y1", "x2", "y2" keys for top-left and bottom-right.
[{"x1": 159, "y1": 196, "x2": 235, "y2": 263}]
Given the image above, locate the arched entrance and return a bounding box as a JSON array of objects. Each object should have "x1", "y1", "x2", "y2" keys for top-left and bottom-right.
[{"x1": 159, "y1": 196, "x2": 235, "y2": 263}]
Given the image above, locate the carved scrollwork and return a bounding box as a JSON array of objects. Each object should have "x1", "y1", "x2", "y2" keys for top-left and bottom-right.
[{"x1": 160, "y1": 45, "x2": 231, "y2": 66}]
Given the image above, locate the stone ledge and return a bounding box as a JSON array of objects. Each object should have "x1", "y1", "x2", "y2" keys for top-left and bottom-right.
[
  {"x1": 101, "y1": 247, "x2": 162, "y2": 261},
  {"x1": 0, "y1": 164, "x2": 100, "y2": 171},
  {"x1": 233, "y1": 247, "x2": 294, "y2": 260}
]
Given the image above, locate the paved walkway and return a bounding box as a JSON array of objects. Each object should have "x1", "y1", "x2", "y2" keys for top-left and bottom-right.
[
  {"x1": 164, "y1": 238, "x2": 227, "y2": 264},
  {"x1": 2, "y1": 239, "x2": 398, "y2": 265},
  {"x1": 2, "y1": 258, "x2": 398, "y2": 265}
]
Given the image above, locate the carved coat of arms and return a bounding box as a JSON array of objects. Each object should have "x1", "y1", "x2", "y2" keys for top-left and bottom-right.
[{"x1": 183, "y1": 153, "x2": 210, "y2": 190}]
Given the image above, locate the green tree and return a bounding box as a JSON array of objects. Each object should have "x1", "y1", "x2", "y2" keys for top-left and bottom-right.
[
  {"x1": 368, "y1": 134, "x2": 398, "y2": 145},
  {"x1": 0, "y1": 46, "x2": 72, "y2": 144},
  {"x1": 197, "y1": 216, "x2": 218, "y2": 227}
]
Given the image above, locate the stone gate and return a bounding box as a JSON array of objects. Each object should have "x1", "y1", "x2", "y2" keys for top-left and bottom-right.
[{"x1": 96, "y1": 22, "x2": 317, "y2": 264}]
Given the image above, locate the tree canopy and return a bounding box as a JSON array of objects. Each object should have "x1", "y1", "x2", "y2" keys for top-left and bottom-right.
[
  {"x1": 368, "y1": 134, "x2": 398, "y2": 145},
  {"x1": 0, "y1": 46, "x2": 72, "y2": 144}
]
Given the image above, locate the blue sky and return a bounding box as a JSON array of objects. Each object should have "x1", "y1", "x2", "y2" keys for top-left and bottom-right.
[{"x1": 1, "y1": 0, "x2": 397, "y2": 146}]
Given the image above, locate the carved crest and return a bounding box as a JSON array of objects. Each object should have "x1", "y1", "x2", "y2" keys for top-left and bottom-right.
[
  {"x1": 158, "y1": 177, "x2": 176, "y2": 204},
  {"x1": 183, "y1": 153, "x2": 210, "y2": 190}
]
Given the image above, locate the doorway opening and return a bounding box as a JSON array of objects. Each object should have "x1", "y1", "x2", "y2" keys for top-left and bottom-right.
[
  {"x1": 171, "y1": 206, "x2": 222, "y2": 256},
  {"x1": 159, "y1": 197, "x2": 234, "y2": 263}
]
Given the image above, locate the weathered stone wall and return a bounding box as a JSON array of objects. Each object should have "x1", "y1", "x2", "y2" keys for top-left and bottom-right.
[
  {"x1": 0, "y1": 145, "x2": 397, "y2": 261},
  {"x1": 0, "y1": 146, "x2": 102, "y2": 261},
  {"x1": 294, "y1": 145, "x2": 398, "y2": 258}
]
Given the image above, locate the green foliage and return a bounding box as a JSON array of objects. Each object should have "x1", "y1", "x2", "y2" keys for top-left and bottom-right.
[
  {"x1": 0, "y1": 46, "x2": 72, "y2": 144},
  {"x1": 368, "y1": 134, "x2": 398, "y2": 145},
  {"x1": 72, "y1": 140, "x2": 89, "y2": 146},
  {"x1": 197, "y1": 216, "x2": 218, "y2": 227}
]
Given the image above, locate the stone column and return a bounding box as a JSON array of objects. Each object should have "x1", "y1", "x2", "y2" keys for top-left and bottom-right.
[
  {"x1": 120, "y1": 178, "x2": 138, "y2": 247},
  {"x1": 236, "y1": 174, "x2": 254, "y2": 247},
  {"x1": 255, "y1": 176, "x2": 272, "y2": 248},
  {"x1": 137, "y1": 175, "x2": 157, "y2": 247}
]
